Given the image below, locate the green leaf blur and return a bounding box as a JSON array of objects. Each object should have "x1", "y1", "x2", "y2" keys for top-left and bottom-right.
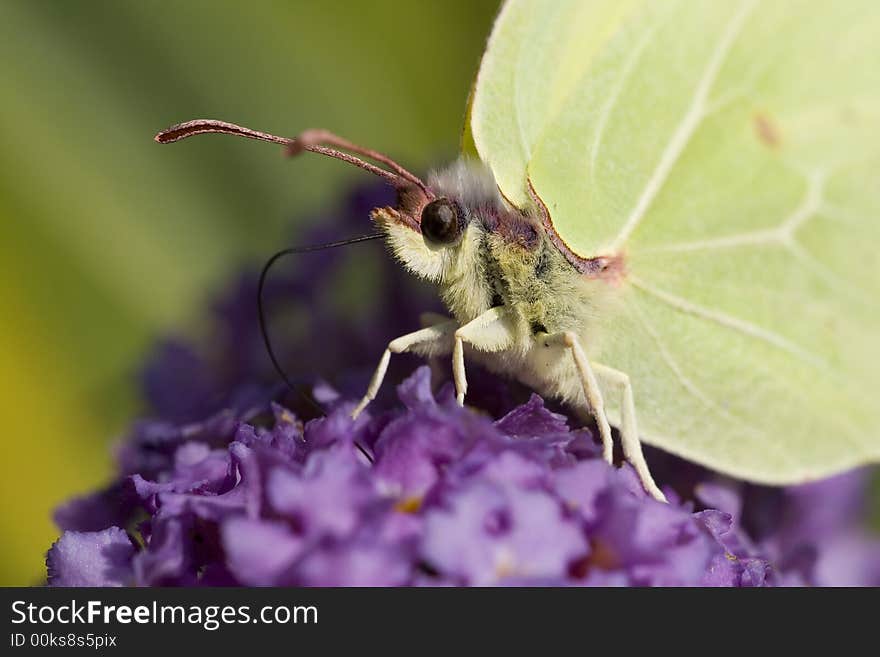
[{"x1": 0, "y1": 0, "x2": 498, "y2": 585}]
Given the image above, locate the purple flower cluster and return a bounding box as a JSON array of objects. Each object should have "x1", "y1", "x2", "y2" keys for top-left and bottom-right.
[{"x1": 47, "y1": 185, "x2": 880, "y2": 587}]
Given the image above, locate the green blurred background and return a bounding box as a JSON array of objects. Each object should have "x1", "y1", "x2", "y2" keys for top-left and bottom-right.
[{"x1": 0, "y1": 0, "x2": 498, "y2": 585}]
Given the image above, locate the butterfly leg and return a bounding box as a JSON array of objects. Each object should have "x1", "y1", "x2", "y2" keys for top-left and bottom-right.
[
  {"x1": 351, "y1": 319, "x2": 458, "y2": 419},
  {"x1": 453, "y1": 307, "x2": 517, "y2": 406},
  {"x1": 541, "y1": 332, "x2": 614, "y2": 465},
  {"x1": 419, "y1": 313, "x2": 457, "y2": 384},
  {"x1": 593, "y1": 363, "x2": 667, "y2": 502}
]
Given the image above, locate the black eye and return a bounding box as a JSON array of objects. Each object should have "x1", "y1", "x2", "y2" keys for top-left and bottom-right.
[{"x1": 421, "y1": 198, "x2": 460, "y2": 245}]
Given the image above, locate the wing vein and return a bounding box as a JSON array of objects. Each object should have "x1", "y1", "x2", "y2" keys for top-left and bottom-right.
[
  {"x1": 630, "y1": 303, "x2": 799, "y2": 465},
  {"x1": 631, "y1": 304, "x2": 742, "y2": 425},
  {"x1": 630, "y1": 274, "x2": 828, "y2": 372},
  {"x1": 589, "y1": 21, "x2": 659, "y2": 187},
  {"x1": 633, "y1": 168, "x2": 825, "y2": 254},
  {"x1": 634, "y1": 228, "x2": 782, "y2": 254},
  {"x1": 610, "y1": 0, "x2": 757, "y2": 251}
]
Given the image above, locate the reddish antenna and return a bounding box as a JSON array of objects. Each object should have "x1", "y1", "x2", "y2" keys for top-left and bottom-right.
[{"x1": 155, "y1": 119, "x2": 430, "y2": 196}]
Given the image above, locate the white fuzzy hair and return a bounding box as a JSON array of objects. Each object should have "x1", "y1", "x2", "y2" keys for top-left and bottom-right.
[{"x1": 427, "y1": 158, "x2": 506, "y2": 208}]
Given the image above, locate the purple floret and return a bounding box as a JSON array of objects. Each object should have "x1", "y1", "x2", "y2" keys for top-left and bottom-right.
[
  {"x1": 47, "y1": 527, "x2": 135, "y2": 587},
  {"x1": 46, "y1": 183, "x2": 880, "y2": 587}
]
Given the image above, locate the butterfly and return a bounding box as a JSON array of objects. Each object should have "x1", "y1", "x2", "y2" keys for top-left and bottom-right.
[{"x1": 156, "y1": 0, "x2": 880, "y2": 501}]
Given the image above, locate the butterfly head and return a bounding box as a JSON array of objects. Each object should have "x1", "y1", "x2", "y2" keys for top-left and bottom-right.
[
  {"x1": 374, "y1": 159, "x2": 571, "y2": 326},
  {"x1": 153, "y1": 120, "x2": 563, "y2": 326}
]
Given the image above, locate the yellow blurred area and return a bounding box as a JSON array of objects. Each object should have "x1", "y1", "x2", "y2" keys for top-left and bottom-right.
[
  {"x1": 0, "y1": 256, "x2": 114, "y2": 585},
  {"x1": 0, "y1": 0, "x2": 498, "y2": 585}
]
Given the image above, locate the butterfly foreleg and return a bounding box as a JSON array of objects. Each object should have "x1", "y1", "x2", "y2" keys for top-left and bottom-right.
[
  {"x1": 540, "y1": 331, "x2": 614, "y2": 465},
  {"x1": 453, "y1": 307, "x2": 517, "y2": 406},
  {"x1": 593, "y1": 363, "x2": 667, "y2": 502},
  {"x1": 351, "y1": 319, "x2": 458, "y2": 419}
]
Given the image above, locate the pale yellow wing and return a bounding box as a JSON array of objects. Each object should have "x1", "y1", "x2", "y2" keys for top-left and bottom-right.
[{"x1": 469, "y1": 0, "x2": 880, "y2": 483}]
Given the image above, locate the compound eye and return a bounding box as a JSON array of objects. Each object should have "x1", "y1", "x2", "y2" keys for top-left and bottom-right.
[{"x1": 420, "y1": 198, "x2": 461, "y2": 245}]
